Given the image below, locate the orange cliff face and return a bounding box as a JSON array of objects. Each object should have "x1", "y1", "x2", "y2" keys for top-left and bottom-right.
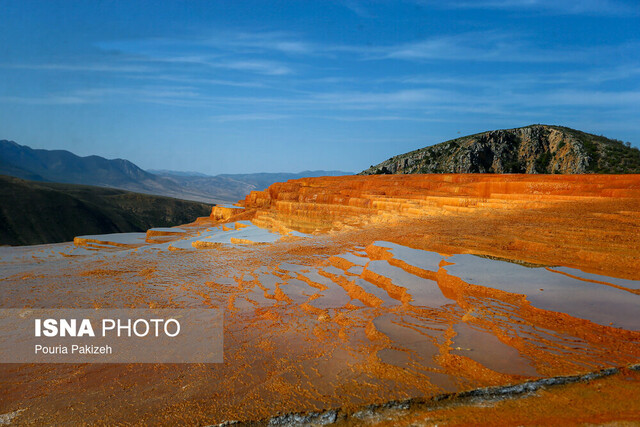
[{"x1": 235, "y1": 174, "x2": 640, "y2": 278}]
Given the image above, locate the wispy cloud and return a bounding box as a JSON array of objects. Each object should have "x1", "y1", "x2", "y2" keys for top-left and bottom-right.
[
  {"x1": 4, "y1": 68, "x2": 637, "y2": 119},
  {"x1": 372, "y1": 62, "x2": 640, "y2": 92},
  {"x1": 0, "y1": 63, "x2": 149, "y2": 73},
  {"x1": 87, "y1": 27, "x2": 636, "y2": 88},
  {"x1": 367, "y1": 31, "x2": 592, "y2": 63},
  {"x1": 211, "y1": 113, "x2": 290, "y2": 122},
  {"x1": 311, "y1": 88, "x2": 454, "y2": 109},
  {"x1": 205, "y1": 31, "x2": 317, "y2": 55},
  {"x1": 96, "y1": 32, "x2": 308, "y2": 76},
  {"x1": 130, "y1": 74, "x2": 267, "y2": 88},
  {"x1": 523, "y1": 89, "x2": 640, "y2": 107},
  {"x1": 0, "y1": 86, "x2": 206, "y2": 107},
  {"x1": 3, "y1": 26, "x2": 637, "y2": 133},
  {"x1": 120, "y1": 51, "x2": 295, "y2": 76},
  {"x1": 214, "y1": 60, "x2": 293, "y2": 76},
  {"x1": 10, "y1": 30, "x2": 632, "y2": 83},
  {"x1": 431, "y1": 0, "x2": 640, "y2": 15},
  {"x1": 0, "y1": 95, "x2": 89, "y2": 105},
  {"x1": 326, "y1": 114, "x2": 444, "y2": 122},
  {"x1": 341, "y1": 0, "x2": 374, "y2": 18}
]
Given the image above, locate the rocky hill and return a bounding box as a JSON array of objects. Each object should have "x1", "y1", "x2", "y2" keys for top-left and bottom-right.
[{"x1": 360, "y1": 125, "x2": 640, "y2": 175}]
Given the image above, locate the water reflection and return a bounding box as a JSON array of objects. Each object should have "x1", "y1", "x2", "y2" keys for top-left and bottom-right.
[{"x1": 1, "y1": 231, "x2": 639, "y2": 424}]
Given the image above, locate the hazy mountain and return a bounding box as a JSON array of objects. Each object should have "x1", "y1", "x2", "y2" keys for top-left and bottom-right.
[
  {"x1": 0, "y1": 140, "x2": 352, "y2": 203},
  {"x1": 152, "y1": 170, "x2": 354, "y2": 202},
  {"x1": 217, "y1": 170, "x2": 353, "y2": 190},
  {"x1": 361, "y1": 125, "x2": 640, "y2": 175},
  {"x1": 147, "y1": 169, "x2": 212, "y2": 177},
  {"x1": 0, "y1": 175, "x2": 212, "y2": 246}
]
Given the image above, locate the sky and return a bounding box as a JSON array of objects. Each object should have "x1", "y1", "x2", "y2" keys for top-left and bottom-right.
[{"x1": 1, "y1": 0, "x2": 639, "y2": 174}]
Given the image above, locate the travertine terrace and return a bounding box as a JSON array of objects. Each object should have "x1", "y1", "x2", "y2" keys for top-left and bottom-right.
[
  {"x1": 1, "y1": 174, "x2": 639, "y2": 425},
  {"x1": 241, "y1": 174, "x2": 640, "y2": 277}
]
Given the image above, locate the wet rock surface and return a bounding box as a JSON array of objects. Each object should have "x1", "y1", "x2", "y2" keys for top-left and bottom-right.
[{"x1": 0, "y1": 174, "x2": 638, "y2": 425}]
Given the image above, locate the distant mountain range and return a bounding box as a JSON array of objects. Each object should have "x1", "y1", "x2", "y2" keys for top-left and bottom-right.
[
  {"x1": 361, "y1": 125, "x2": 640, "y2": 175},
  {"x1": 150, "y1": 169, "x2": 353, "y2": 202},
  {"x1": 147, "y1": 169, "x2": 213, "y2": 177},
  {"x1": 0, "y1": 140, "x2": 352, "y2": 203}
]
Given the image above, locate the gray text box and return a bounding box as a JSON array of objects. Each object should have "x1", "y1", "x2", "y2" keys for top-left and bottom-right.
[{"x1": 0, "y1": 309, "x2": 223, "y2": 363}]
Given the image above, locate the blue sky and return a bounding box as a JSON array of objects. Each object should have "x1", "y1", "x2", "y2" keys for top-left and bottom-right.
[{"x1": 1, "y1": 0, "x2": 639, "y2": 174}]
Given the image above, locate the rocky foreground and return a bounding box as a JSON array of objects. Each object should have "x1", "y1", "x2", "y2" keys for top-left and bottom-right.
[{"x1": 0, "y1": 174, "x2": 639, "y2": 425}]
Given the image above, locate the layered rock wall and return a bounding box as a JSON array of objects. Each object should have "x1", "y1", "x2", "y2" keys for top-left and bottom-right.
[
  {"x1": 236, "y1": 174, "x2": 640, "y2": 277},
  {"x1": 240, "y1": 174, "x2": 640, "y2": 231}
]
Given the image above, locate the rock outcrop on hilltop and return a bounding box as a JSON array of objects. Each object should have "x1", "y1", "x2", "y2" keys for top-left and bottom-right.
[{"x1": 360, "y1": 125, "x2": 640, "y2": 175}]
